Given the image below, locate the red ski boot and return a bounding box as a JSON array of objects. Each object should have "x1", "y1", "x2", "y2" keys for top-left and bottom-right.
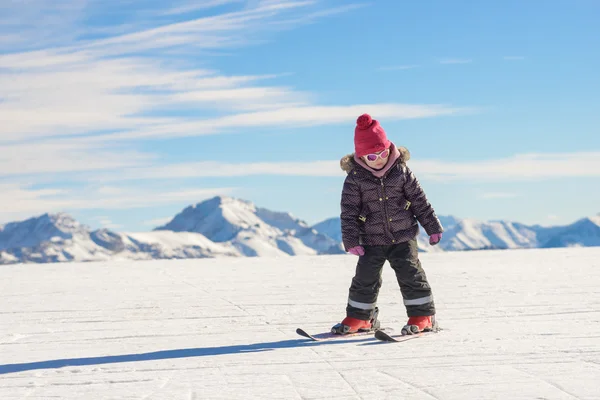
[
  {"x1": 331, "y1": 308, "x2": 380, "y2": 334},
  {"x1": 401, "y1": 315, "x2": 437, "y2": 335}
]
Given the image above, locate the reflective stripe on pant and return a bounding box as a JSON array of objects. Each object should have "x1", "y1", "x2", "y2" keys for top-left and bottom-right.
[{"x1": 345, "y1": 239, "x2": 435, "y2": 320}]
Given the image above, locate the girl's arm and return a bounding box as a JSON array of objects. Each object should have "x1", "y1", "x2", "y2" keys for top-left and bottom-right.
[
  {"x1": 340, "y1": 174, "x2": 362, "y2": 251},
  {"x1": 403, "y1": 166, "x2": 444, "y2": 235}
]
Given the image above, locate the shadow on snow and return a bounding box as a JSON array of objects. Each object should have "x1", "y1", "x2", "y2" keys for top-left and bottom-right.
[{"x1": 0, "y1": 336, "x2": 381, "y2": 375}]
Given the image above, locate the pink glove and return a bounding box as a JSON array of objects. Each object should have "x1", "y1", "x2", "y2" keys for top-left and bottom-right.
[
  {"x1": 348, "y1": 246, "x2": 365, "y2": 256},
  {"x1": 429, "y1": 233, "x2": 442, "y2": 246}
]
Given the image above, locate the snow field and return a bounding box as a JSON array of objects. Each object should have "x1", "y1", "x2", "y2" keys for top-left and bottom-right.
[{"x1": 1, "y1": 247, "x2": 599, "y2": 399}]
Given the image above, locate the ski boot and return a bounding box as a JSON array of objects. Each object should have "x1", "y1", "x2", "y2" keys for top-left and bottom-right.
[
  {"x1": 331, "y1": 307, "x2": 381, "y2": 335},
  {"x1": 401, "y1": 315, "x2": 438, "y2": 335}
]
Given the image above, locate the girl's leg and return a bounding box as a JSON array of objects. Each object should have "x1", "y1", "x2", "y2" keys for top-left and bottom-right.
[
  {"x1": 387, "y1": 239, "x2": 436, "y2": 317},
  {"x1": 345, "y1": 245, "x2": 387, "y2": 320}
]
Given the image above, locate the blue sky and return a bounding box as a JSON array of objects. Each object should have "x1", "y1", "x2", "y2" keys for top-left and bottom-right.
[{"x1": 1, "y1": 0, "x2": 598, "y2": 232}]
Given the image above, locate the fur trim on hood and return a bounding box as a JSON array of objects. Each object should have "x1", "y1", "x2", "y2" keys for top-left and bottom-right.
[{"x1": 340, "y1": 145, "x2": 411, "y2": 173}]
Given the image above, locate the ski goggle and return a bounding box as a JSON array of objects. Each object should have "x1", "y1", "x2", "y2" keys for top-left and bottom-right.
[{"x1": 365, "y1": 148, "x2": 390, "y2": 162}]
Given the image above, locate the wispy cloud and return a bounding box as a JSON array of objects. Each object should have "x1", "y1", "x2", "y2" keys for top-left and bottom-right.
[
  {"x1": 0, "y1": 1, "x2": 464, "y2": 145},
  {"x1": 98, "y1": 161, "x2": 341, "y2": 181},
  {"x1": 2, "y1": 150, "x2": 596, "y2": 222},
  {"x1": 377, "y1": 65, "x2": 419, "y2": 71},
  {"x1": 144, "y1": 217, "x2": 174, "y2": 227},
  {"x1": 0, "y1": 141, "x2": 154, "y2": 177},
  {"x1": 412, "y1": 152, "x2": 600, "y2": 182},
  {"x1": 91, "y1": 216, "x2": 123, "y2": 230},
  {"x1": 0, "y1": 0, "x2": 89, "y2": 51},
  {"x1": 0, "y1": 0, "x2": 475, "y2": 221},
  {"x1": 47, "y1": 151, "x2": 600, "y2": 183},
  {"x1": 268, "y1": 3, "x2": 367, "y2": 26},
  {"x1": 0, "y1": 184, "x2": 236, "y2": 224},
  {"x1": 161, "y1": 0, "x2": 245, "y2": 16},
  {"x1": 439, "y1": 58, "x2": 472, "y2": 65},
  {"x1": 87, "y1": 103, "x2": 469, "y2": 141},
  {"x1": 5, "y1": 147, "x2": 597, "y2": 185}
]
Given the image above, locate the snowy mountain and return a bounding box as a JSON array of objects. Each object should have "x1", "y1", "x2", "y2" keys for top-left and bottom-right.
[
  {"x1": 0, "y1": 196, "x2": 342, "y2": 264},
  {"x1": 0, "y1": 213, "x2": 239, "y2": 264},
  {"x1": 539, "y1": 216, "x2": 600, "y2": 248},
  {"x1": 0, "y1": 213, "x2": 88, "y2": 251},
  {"x1": 437, "y1": 219, "x2": 538, "y2": 251},
  {"x1": 0, "y1": 213, "x2": 113, "y2": 263},
  {"x1": 314, "y1": 214, "x2": 600, "y2": 252},
  {"x1": 0, "y1": 197, "x2": 597, "y2": 264},
  {"x1": 438, "y1": 216, "x2": 600, "y2": 251},
  {"x1": 155, "y1": 196, "x2": 343, "y2": 257},
  {"x1": 312, "y1": 217, "x2": 343, "y2": 242}
]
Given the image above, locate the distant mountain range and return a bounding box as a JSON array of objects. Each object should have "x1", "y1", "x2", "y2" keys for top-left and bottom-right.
[
  {"x1": 316, "y1": 214, "x2": 600, "y2": 252},
  {"x1": 1, "y1": 196, "x2": 598, "y2": 264}
]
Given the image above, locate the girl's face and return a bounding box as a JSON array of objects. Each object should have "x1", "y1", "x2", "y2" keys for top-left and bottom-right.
[{"x1": 362, "y1": 147, "x2": 390, "y2": 170}]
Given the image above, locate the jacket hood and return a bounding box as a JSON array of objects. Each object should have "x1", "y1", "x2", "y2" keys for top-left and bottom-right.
[{"x1": 340, "y1": 144, "x2": 411, "y2": 173}]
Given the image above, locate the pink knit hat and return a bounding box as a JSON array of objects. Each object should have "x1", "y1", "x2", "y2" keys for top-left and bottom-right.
[{"x1": 354, "y1": 113, "x2": 391, "y2": 157}]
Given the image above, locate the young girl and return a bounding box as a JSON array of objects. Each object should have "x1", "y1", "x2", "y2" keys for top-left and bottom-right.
[{"x1": 331, "y1": 113, "x2": 444, "y2": 336}]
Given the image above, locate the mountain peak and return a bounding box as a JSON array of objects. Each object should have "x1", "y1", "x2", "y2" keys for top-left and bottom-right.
[
  {"x1": 1, "y1": 212, "x2": 86, "y2": 234},
  {"x1": 540, "y1": 215, "x2": 600, "y2": 248},
  {"x1": 0, "y1": 212, "x2": 89, "y2": 252},
  {"x1": 190, "y1": 195, "x2": 255, "y2": 214},
  {"x1": 589, "y1": 215, "x2": 600, "y2": 226},
  {"x1": 153, "y1": 196, "x2": 340, "y2": 256},
  {"x1": 155, "y1": 195, "x2": 262, "y2": 242},
  {"x1": 41, "y1": 212, "x2": 86, "y2": 231}
]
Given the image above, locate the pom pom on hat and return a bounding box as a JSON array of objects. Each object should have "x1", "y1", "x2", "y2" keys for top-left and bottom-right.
[
  {"x1": 353, "y1": 113, "x2": 390, "y2": 157},
  {"x1": 356, "y1": 113, "x2": 373, "y2": 129}
]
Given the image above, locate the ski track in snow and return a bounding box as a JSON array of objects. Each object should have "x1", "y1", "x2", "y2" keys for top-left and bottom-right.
[
  {"x1": 511, "y1": 366, "x2": 581, "y2": 400},
  {"x1": 0, "y1": 247, "x2": 599, "y2": 399},
  {"x1": 377, "y1": 370, "x2": 441, "y2": 400}
]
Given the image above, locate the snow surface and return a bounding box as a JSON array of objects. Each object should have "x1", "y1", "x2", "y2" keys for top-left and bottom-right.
[
  {"x1": 1, "y1": 247, "x2": 599, "y2": 399},
  {"x1": 120, "y1": 231, "x2": 240, "y2": 259}
]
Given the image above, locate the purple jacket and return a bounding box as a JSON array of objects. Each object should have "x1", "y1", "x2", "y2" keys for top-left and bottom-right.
[{"x1": 339, "y1": 144, "x2": 443, "y2": 251}]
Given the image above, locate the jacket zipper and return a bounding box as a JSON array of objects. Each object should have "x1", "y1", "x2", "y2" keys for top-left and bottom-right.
[{"x1": 380, "y1": 178, "x2": 391, "y2": 234}]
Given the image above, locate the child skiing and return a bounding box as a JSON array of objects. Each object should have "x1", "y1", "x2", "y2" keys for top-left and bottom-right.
[{"x1": 332, "y1": 113, "x2": 444, "y2": 336}]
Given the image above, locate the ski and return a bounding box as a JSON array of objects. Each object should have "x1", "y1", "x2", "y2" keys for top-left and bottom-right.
[
  {"x1": 296, "y1": 327, "x2": 390, "y2": 342},
  {"x1": 374, "y1": 328, "x2": 440, "y2": 342}
]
